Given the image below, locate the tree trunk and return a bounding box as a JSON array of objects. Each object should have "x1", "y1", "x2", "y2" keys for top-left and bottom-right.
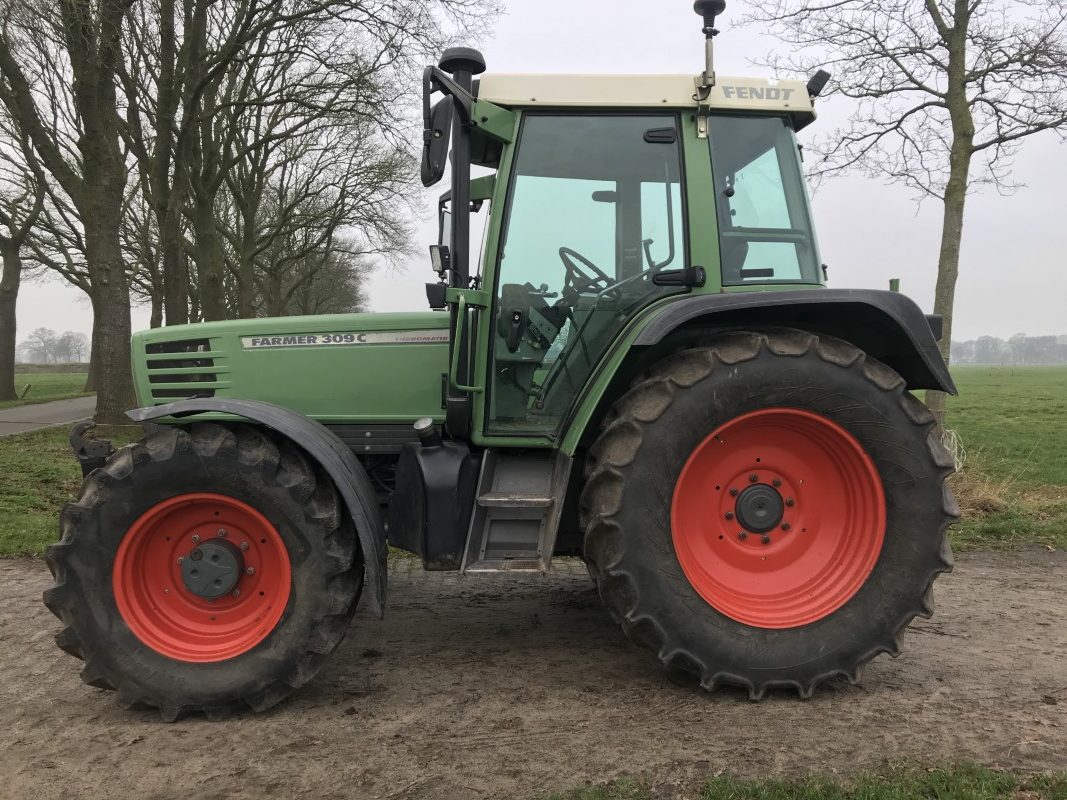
[
  {"x1": 0, "y1": 241, "x2": 20, "y2": 401},
  {"x1": 237, "y1": 249, "x2": 256, "y2": 318},
  {"x1": 192, "y1": 196, "x2": 227, "y2": 321},
  {"x1": 161, "y1": 209, "x2": 189, "y2": 325},
  {"x1": 923, "y1": 9, "x2": 974, "y2": 432},
  {"x1": 924, "y1": 148, "x2": 970, "y2": 427},
  {"x1": 84, "y1": 343, "x2": 97, "y2": 393},
  {"x1": 150, "y1": 288, "x2": 163, "y2": 328},
  {"x1": 84, "y1": 204, "x2": 135, "y2": 423}
]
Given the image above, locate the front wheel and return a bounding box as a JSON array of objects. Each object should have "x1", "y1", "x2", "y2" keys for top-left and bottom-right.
[
  {"x1": 580, "y1": 330, "x2": 958, "y2": 698},
  {"x1": 44, "y1": 422, "x2": 362, "y2": 720}
]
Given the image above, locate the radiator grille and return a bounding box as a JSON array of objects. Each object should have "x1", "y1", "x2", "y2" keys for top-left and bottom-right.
[{"x1": 144, "y1": 338, "x2": 221, "y2": 400}]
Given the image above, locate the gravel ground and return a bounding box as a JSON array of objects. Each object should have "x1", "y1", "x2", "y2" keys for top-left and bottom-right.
[{"x1": 1, "y1": 550, "x2": 1065, "y2": 799}]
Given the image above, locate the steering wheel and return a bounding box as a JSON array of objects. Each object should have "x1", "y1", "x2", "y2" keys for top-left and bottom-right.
[{"x1": 559, "y1": 247, "x2": 613, "y2": 293}]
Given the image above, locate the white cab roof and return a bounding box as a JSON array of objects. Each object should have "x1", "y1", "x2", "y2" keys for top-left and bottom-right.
[{"x1": 477, "y1": 73, "x2": 814, "y2": 117}]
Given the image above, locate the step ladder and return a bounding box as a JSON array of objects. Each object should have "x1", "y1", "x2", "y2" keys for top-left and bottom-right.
[{"x1": 461, "y1": 450, "x2": 572, "y2": 572}]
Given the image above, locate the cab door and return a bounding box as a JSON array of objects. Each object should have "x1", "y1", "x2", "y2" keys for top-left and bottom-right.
[{"x1": 478, "y1": 112, "x2": 691, "y2": 439}]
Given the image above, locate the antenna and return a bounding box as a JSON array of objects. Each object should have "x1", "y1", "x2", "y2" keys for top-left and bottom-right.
[{"x1": 694, "y1": 0, "x2": 726, "y2": 96}]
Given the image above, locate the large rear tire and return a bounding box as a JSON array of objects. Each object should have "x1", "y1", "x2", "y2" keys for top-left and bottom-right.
[
  {"x1": 580, "y1": 329, "x2": 957, "y2": 698},
  {"x1": 44, "y1": 422, "x2": 362, "y2": 720}
]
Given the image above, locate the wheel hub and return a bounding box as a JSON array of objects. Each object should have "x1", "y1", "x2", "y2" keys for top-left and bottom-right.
[
  {"x1": 181, "y1": 539, "x2": 244, "y2": 599},
  {"x1": 112, "y1": 493, "x2": 292, "y2": 662},
  {"x1": 671, "y1": 408, "x2": 887, "y2": 629},
  {"x1": 734, "y1": 484, "x2": 784, "y2": 534}
]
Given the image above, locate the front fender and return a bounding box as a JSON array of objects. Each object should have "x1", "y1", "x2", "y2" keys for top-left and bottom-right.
[{"x1": 128, "y1": 399, "x2": 388, "y2": 617}]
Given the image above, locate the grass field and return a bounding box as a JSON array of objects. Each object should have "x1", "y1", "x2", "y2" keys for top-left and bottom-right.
[
  {"x1": 948, "y1": 366, "x2": 1067, "y2": 549},
  {"x1": 0, "y1": 426, "x2": 86, "y2": 556},
  {"x1": 546, "y1": 764, "x2": 1067, "y2": 799},
  {"x1": 0, "y1": 372, "x2": 91, "y2": 410},
  {"x1": 0, "y1": 366, "x2": 1063, "y2": 556}
]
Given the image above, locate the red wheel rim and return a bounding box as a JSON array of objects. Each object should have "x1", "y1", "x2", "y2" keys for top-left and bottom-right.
[
  {"x1": 112, "y1": 493, "x2": 291, "y2": 662},
  {"x1": 671, "y1": 408, "x2": 886, "y2": 629}
]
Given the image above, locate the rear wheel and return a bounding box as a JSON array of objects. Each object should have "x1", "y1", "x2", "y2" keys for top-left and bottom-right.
[
  {"x1": 581, "y1": 330, "x2": 957, "y2": 698},
  {"x1": 45, "y1": 422, "x2": 362, "y2": 720}
]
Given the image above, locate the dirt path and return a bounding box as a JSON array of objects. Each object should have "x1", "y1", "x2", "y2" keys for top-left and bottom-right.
[{"x1": 1, "y1": 551, "x2": 1065, "y2": 800}]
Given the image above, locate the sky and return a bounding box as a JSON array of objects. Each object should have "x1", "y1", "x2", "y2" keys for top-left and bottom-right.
[{"x1": 16, "y1": 0, "x2": 1067, "y2": 343}]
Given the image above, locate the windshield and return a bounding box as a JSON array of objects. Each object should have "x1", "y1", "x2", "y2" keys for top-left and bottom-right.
[
  {"x1": 488, "y1": 114, "x2": 687, "y2": 435},
  {"x1": 708, "y1": 115, "x2": 821, "y2": 285}
]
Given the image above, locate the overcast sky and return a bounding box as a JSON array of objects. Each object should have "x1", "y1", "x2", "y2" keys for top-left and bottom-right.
[{"x1": 17, "y1": 0, "x2": 1067, "y2": 343}]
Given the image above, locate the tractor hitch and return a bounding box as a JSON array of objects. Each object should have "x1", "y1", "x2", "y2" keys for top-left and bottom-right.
[{"x1": 69, "y1": 421, "x2": 115, "y2": 478}]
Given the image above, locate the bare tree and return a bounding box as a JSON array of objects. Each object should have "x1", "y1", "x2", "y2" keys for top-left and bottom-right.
[
  {"x1": 120, "y1": 0, "x2": 499, "y2": 325},
  {"x1": 18, "y1": 326, "x2": 58, "y2": 363},
  {"x1": 222, "y1": 114, "x2": 412, "y2": 318},
  {"x1": 0, "y1": 0, "x2": 137, "y2": 422},
  {"x1": 742, "y1": 0, "x2": 1067, "y2": 424},
  {"x1": 0, "y1": 114, "x2": 45, "y2": 400},
  {"x1": 56, "y1": 330, "x2": 90, "y2": 362}
]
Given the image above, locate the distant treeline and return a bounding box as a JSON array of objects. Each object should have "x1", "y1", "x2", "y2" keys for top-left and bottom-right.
[{"x1": 952, "y1": 334, "x2": 1067, "y2": 365}]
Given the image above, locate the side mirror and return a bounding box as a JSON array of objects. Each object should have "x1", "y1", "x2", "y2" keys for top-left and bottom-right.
[{"x1": 421, "y1": 98, "x2": 453, "y2": 187}]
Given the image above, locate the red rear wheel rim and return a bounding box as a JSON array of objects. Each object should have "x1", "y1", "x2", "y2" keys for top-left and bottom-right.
[
  {"x1": 671, "y1": 408, "x2": 886, "y2": 629},
  {"x1": 112, "y1": 493, "x2": 291, "y2": 662}
]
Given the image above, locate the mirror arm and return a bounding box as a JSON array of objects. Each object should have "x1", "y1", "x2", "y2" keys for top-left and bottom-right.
[{"x1": 424, "y1": 66, "x2": 475, "y2": 126}]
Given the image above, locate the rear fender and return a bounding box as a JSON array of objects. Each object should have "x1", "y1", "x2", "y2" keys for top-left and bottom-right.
[
  {"x1": 562, "y1": 289, "x2": 955, "y2": 455},
  {"x1": 128, "y1": 399, "x2": 388, "y2": 617},
  {"x1": 631, "y1": 289, "x2": 955, "y2": 393}
]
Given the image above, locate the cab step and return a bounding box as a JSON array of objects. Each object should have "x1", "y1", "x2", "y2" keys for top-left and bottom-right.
[{"x1": 461, "y1": 450, "x2": 571, "y2": 572}]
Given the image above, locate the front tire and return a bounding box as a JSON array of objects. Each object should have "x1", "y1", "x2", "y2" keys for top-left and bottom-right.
[
  {"x1": 44, "y1": 422, "x2": 362, "y2": 720},
  {"x1": 580, "y1": 330, "x2": 958, "y2": 698}
]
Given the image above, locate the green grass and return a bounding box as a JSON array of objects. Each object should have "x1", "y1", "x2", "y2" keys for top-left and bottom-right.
[
  {"x1": 949, "y1": 366, "x2": 1067, "y2": 486},
  {"x1": 546, "y1": 764, "x2": 1067, "y2": 800},
  {"x1": 0, "y1": 426, "x2": 84, "y2": 556},
  {"x1": 0, "y1": 372, "x2": 91, "y2": 409},
  {"x1": 947, "y1": 366, "x2": 1067, "y2": 550}
]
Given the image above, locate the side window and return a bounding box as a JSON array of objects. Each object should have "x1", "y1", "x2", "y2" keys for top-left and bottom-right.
[
  {"x1": 709, "y1": 115, "x2": 821, "y2": 285},
  {"x1": 499, "y1": 176, "x2": 615, "y2": 294},
  {"x1": 489, "y1": 114, "x2": 686, "y2": 434},
  {"x1": 728, "y1": 149, "x2": 791, "y2": 229}
]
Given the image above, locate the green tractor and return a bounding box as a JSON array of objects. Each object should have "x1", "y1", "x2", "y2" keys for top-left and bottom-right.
[{"x1": 47, "y1": 1, "x2": 957, "y2": 720}]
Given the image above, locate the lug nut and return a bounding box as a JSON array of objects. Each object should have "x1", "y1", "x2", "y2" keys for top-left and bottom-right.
[
  {"x1": 782, "y1": 523, "x2": 792, "y2": 531},
  {"x1": 761, "y1": 535, "x2": 771, "y2": 545},
  {"x1": 725, "y1": 512, "x2": 734, "y2": 520},
  {"x1": 729, "y1": 488, "x2": 739, "y2": 497},
  {"x1": 232, "y1": 589, "x2": 240, "y2": 598},
  {"x1": 190, "y1": 549, "x2": 203, "y2": 561},
  {"x1": 191, "y1": 533, "x2": 201, "y2": 544},
  {"x1": 240, "y1": 541, "x2": 250, "y2": 551},
  {"x1": 738, "y1": 531, "x2": 747, "y2": 541},
  {"x1": 216, "y1": 528, "x2": 228, "y2": 538},
  {"x1": 786, "y1": 498, "x2": 795, "y2": 507},
  {"x1": 176, "y1": 556, "x2": 184, "y2": 566},
  {"x1": 749, "y1": 473, "x2": 759, "y2": 483},
  {"x1": 772, "y1": 479, "x2": 782, "y2": 487},
  {"x1": 246, "y1": 567, "x2": 255, "y2": 576}
]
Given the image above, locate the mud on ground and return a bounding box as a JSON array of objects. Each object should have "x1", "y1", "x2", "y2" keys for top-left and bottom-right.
[{"x1": 1, "y1": 551, "x2": 1064, "y2": 799}]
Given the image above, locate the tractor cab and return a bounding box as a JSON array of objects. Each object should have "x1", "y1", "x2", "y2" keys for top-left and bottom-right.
[{"x1": 422, "y1": 54, "x2": 826, "y2": 443}]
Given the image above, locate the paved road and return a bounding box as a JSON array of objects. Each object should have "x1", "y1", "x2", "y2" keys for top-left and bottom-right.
[{"x1": 0, "y1": 395, "x2": 96, "y2": 437}]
